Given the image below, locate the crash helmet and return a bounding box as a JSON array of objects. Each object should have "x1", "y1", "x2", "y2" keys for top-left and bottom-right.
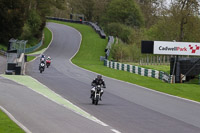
[
  {"x1": 97, "y1": 75, "x2": 102, "y2": 80},
  {"x1": 41, "y1": 58, "x2": 45, "y2": 62}
]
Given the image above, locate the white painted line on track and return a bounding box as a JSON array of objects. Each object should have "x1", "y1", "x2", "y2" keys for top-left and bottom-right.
[
  {"x1": 111, "y1": 129, "x2": 121, "y2": 133},
  {"x1": 0, "y1": 106, "x2": 32, "y2": 133}
]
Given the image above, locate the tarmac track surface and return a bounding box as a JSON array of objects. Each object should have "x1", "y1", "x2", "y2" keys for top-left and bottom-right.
[{"x1": 26, "y1": 22, "x2": 200, "y2": 133}]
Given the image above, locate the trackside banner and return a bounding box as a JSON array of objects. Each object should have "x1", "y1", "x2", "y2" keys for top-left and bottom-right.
[{"x1": 154, "y1": 41, "x2": 200, "y2": 56}]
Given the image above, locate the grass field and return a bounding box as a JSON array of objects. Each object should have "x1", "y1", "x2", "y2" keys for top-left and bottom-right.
[
  {"x1": 49, "y1": 20, "x2": 200, "y2": 102},
  {"x1": 0, "y1": 109, "x2": 24, "y2": 133}
]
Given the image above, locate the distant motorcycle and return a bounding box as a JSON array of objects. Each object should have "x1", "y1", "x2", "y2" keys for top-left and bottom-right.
[
  {"x1": 39, "y1": 62, "x2": 45, "y2": 73},
  {"x1": 46, "y1": 59, "x2": 51, "y2": 68},
  {"x1": 91, "y1": 85, "x2": 102, "y2": 105}
]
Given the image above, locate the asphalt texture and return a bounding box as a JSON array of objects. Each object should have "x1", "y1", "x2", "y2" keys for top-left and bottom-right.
[{"x1": 26, "y1": 22, "x2": 200, "y2": 133}]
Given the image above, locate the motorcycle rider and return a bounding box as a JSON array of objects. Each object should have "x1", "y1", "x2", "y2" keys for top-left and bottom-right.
[
  {"x1": 90, "y1": 75, "x2": 106, "y2": 100},
  {"x1": 39, "y1": 56, "x2": 45, "y2": 70},
  {"x1": 46, "y1": 56, "x2": 52, "y2": 67},
  {"x1": 47, "y1": 56, "x2": 51, "y2": 61},
  {"x1": 40, "y1": 54, "x2": 45, "y2": 62}
]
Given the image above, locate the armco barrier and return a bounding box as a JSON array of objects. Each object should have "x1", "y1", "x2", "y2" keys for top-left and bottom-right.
[
  {"x1": 47, "y1": 17, "x2": 106, "y2": 39},
  {"x1": 105, "y1": 36, "x2": 114, "y2": 59},
  {"x1": 104, "y1": 59, "x2": 171, "y2": 83},
  {"x1": 25, "y1": 39, "x2": 43, "y2": 53}
]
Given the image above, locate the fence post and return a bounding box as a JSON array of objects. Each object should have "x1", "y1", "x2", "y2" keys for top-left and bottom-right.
[
  {"x1": 117, "y1": 63, "x2": 119, "y2": 70},
  {"x1": 104, "y1": 59, "x2": 107, "y2": 66},
  {"x1": 132, "y1": 66, "x2": 135, "y2": 73},
  {"x1": 122, "y1": 64, "x2": 124, "y2": 71},
  {"x1": 127, "y1": 64, "x2": 130, "y2": 72}
]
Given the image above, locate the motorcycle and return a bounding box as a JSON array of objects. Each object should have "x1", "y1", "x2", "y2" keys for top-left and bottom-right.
[
  {"x1": 39, "y1": 63, "x2": 45, "y2": 73},
  {"x1": 91, "y1": 85, "x2": 102, "y2": 105},
  {"x1": 46, "y1": 59, "x2": 51, "y2": 68}
]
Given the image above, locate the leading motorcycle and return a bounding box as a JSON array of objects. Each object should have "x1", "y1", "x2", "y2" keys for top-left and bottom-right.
[
  {"x1": 39, "y1": 62, "x2": 45, "y2": 73},
  {"x1": 91, "y1": 85, "x2": 102, "y2": 105}
]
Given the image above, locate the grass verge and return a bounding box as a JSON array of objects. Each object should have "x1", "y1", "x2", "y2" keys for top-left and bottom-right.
[
  {"x1": 49, "y1": 20, "x2": 200, "y2": 102},
  {"x1": 26, "y1": 27, "x2": 52, "y2": 61},
  {"x1": 27, "y1": 56, "x2": 36, "y2": 62},
  {"x1": 0, "y1": 109, "x2": 24, "y2": 133},
  {"x1": 0, "y1": 44, "x2": 6, "y2": 51},
  {"x1": 36, "y1": 27, "x2": 52, "y2": 52}
]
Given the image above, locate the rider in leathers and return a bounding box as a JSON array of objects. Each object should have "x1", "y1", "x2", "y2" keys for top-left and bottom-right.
[{"x1": 90, "y1": 75, "x2": 106, "y2": 100}]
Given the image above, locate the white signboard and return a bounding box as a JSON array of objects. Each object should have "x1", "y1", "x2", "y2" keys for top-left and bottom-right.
[{"x1": 154, "y1": 41, "x2": 200, "y2": 56}]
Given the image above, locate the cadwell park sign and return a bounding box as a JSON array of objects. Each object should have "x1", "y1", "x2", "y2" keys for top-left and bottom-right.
[
  {"x1": 154, "y1": 41, "x2": 200, "y2": 56},
  {"x1": 141, "y1": 40, "x2": 200, "y2": 83}
]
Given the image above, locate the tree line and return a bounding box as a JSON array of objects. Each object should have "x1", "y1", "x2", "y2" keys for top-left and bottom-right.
[
  {"x1": 1, "y1": 0, "x2": 200, "y2": 63},
  {"x1": 0, "y1": 0, "x2": 65, "y2": 46}
]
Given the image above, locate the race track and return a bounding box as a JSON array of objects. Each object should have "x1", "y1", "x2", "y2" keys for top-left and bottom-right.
[{"x1": 26, "y1": 22, "x2": 200, "y2": 133}]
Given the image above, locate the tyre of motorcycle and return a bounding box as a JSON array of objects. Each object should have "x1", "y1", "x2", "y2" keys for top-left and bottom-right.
[
  {"x1": 95, "y1": 95, "x2": 99, "y2": 105},
  {"x1": 40, "y1": 67, "x2": 43, "y2": 73},
  {"x1": 92, "y1": 98, "x2": 95, "y2": 104}
]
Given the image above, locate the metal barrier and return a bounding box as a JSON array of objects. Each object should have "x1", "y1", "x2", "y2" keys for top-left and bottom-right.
[
  {"x1": 46, "y1": 17, "x2": 106, "y2": 39},
  {"x1": 105, "y1": 36, "x2": 114, "y2": 59},
  {"x1": 25, "y1": 39, "x2": 43, "y2": 53}
]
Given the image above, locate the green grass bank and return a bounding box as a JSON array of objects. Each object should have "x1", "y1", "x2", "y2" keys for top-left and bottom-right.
[
  {"x1": 27, "y1": 27, "x2": 52, "y2": 61},
  {"x1": 0, "y1": 108, "x2": 24, "y2": 133}
]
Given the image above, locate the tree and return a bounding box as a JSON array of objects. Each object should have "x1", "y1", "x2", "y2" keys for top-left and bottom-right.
[
  {"x1": 102, "y1": 0, "x2": 144, "y2": 27},
  {"x1": 0, "y1": 0, "x2": 26, "y2": 44},
  {"x1": 92, "y1": 0, "x2": 111, "y2": 22},
  {"x1": 170, "y1": 0, "x2": 199, "y2": 41},
  {"x1": 68, "y1": 0, "x2": 95, "y2": 21},
  {"x1": 136, "y1": 0, "x2": 165, "y2": 28},
  {"x1": 147, "y1": 0, "x2": 200, "y2": 42}
]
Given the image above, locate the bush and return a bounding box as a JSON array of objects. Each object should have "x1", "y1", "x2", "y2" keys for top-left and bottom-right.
[
  {"x1": 105, "y1": 23, "x2": 132, "y2": 43},
  {"x1": 20, "y1": 23, "x2": 32, "y2": 40},
  {"x1": 27, "y1": 10, "x2": 42, "y2": 37},
  {"x1": 111, "y1": 41, "x2": 142, "y2": 62}
]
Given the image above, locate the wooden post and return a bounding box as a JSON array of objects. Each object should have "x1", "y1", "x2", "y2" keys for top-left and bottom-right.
[
  {"x1": 163, "y1": 56, "x2": 165, "y2": 65},
  {"x1": 157, "y1": 56, "x2": 159, "y2": 65}
]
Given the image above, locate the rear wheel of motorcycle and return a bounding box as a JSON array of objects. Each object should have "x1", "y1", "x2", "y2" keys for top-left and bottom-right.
[{"x1": 40, "y1": 70, "x2": 42, "y2": 73}]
